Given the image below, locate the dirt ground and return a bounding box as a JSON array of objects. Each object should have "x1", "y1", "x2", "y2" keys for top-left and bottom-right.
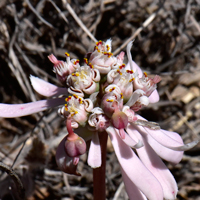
[{"x1": 0, "y1": 0, "x2": 200, "y2": 199}]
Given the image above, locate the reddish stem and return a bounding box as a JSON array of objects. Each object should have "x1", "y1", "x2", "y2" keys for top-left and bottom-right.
[
  {"x1": 66, "y1": 117, "x2": 78, "y2": 140},
  {"x1": 93, "y1": 132, "x2": 108, "y2": 200}
]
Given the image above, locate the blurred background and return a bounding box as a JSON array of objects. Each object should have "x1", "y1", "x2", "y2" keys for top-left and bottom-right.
[{"x1": 0, "y1": 0, "x2": 200, "y2": 199}]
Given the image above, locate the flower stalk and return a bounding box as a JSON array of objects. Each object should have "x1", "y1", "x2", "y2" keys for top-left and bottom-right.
[{"x1": 93, "y1": 132, "x2": 108, "y2": 200}]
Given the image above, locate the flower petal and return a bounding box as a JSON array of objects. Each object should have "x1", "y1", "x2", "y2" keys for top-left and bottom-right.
[
  {"x1": 125, "y1": 89, "x2": 145, "y2": 107},
  {"x1": 88, "y1": 132, "x2": 101, "y2": 168},
  {"x1": 131, "y1": 128, "x2": 178, "y2": 199},
  {"x1": 127, "y1": 123, "x2": 183, "y2": 164},
  {"x1": 106, "y1": 126, "x2": 164, "y2": 200},
  {"x1": 145, "y1": 127, "x2": 198, "y2": 151},
  {"x1": 121, "y1": 167, "x2": 147, "y2": 200},
  {"x1": 56, "y1": 136, "x2": 81, "y2": 176},
  {"x1": 0, "y1": 97, "x2": 65, "y2": 118},
  {"x1": 148, "y1": 89, "x2": 159, "y2": 103},
  {"x1": 30, "y1": 75, "x2": 68, "y2": 97},
  {"x1": 125, "y1": 60, "x2": 143, "y2": 77},
  {"x1": 115, "y1": 128, "x2": 143, "y2": 149}
]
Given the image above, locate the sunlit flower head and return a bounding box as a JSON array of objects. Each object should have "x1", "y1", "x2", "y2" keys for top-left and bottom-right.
[{"x1": 0, "y1": 39, "x2": 198, "y2": 200}]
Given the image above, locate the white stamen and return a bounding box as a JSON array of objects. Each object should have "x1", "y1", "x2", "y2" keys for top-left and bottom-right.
[
  {"x1": 126, "y1": 40, "x2": 134, "y2": 71},
  {"x1": 125, "y1": 89, "x2": 145, "y2": 107}
]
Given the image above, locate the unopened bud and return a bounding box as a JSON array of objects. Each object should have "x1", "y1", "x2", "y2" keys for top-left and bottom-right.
[
  {"x1": 111, "y1": 110, "x2": 128, "y2": 129},
  {"x1": 65, "y1": 136, "x2": 86, "y2": 157}
]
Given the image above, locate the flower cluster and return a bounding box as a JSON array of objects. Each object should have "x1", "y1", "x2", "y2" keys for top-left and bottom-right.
[{"x1": 0, "y1": 40, "x2": 198, "y2": 200}]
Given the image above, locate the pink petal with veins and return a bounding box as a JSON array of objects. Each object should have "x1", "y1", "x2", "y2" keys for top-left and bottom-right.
[
  {"x1": 132, "y1": 128, "x2": 178, "y2": 199},
  {"x1": 30, "y1": 75, "x2": 68, "y2": 97},
  {"x1": 0, "y1": 97, "x2": 65, "y2": 118},
  {"x1": 88, "y1": 132, "x2": 101, "y2": 168},
  {"x1": 128, "y1": 124, "x2": 183, "y2": 164},
  {"x1": 106, "y1": 126, "x2": 164, "y2": 200},
  {"x1": 127, "y1": 117, "x2": 183, "y2": 164},
  {"x1": 144, "y1": 128, "x2": 198, "y2": 151}
]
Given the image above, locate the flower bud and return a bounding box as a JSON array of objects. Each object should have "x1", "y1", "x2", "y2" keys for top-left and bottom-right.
[
  {"x1": 64, "y1": 117, "x2": 87, "y2": 158},
  {"x1": 56, "y1": 136, "x2": 81, "y2": 176},
  {"x1": 65, "y1": 136, "x2": 86, "y2": 157},
  {"x1": 111, "y1": 110, "x2": 128, "y2": 129}
]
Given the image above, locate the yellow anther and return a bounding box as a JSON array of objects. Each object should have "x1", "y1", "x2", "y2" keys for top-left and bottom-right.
[
  {"x1": 89, "y1": 63, "x2": 94, "y2": 68},
  {"x1": 79, "y1": 98, "x2": 83, "y2": 104},
  {"x1": 72, "y1": 72, "x2": 79, "y2": 76},
  {"x1": 84, "y1": 58, "x2": 88, "y2": 64},
  {"x1": 119, "y1": 64, "x2": 125, "y2": 69},
  {"x1": 65, "y1": 52, "x2": 70, "y2": 57},
  {"x1": 126, "y1": 70, "x2": 134, "y2": 74},
  {"x1": 73, "y1": 60, "x2": 80, "y2": 65},
  {"x1": 109, "y1": 87, "x2": 115, "y2": 92},
  {"x1": 106, "y1": 99, "x2": 114, "y2": 102},
  {"x1": 96, "y1": 40, "x2": 102, "y2": 46},
  {"x1": 129, "y1": 78, "x2": 135, "y2": 82},
  {"x1": 70, "y1": 109, "x2": 78, "y2": 117},
  {"x1": 117, "y1": 69, "x2": 122, "y2": 75},
  {"x1": 73, "y1": 94, "x2": 78, "y2": 99},
  {"x1": 144, "y1": 72, "x2": 148, "y2": 77},
  {"x1": 65, "y1": 96, "x2": 72, "y2": 102},
  {"x1": 120, "y1": 93, "x2": 123, "y2": 99},
  {"x1": 106, "y1": 45, "x2": 110, "y2": 51},
  {"x1": 108, "y1": 53, "x2": 113, "y2": 58}
]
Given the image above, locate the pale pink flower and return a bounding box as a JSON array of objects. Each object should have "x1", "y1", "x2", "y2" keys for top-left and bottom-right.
[
  {"x1": 66, "y1": 64, "x2": 100, "y2": 96},
  {"x1": 0, "y1": 39, "x2": 198, "y2": 200},
  {"x1": 58, "y1": 94, "x2": 93, "y2": 128},
  {"x1": 89, "y1": 39, "x2": 124, "y2": 74},
  {"x1": 48, "y1": 53, "x2": 80, "y2": 85}
]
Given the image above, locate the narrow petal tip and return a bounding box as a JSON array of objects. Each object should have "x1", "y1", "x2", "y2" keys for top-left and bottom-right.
[
  {"x1": 174, "y1": 140, "x2": 199, "y2": 151},
  {"x1": 133, "y1": 140, "x2": 144, "y2": 149}
]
